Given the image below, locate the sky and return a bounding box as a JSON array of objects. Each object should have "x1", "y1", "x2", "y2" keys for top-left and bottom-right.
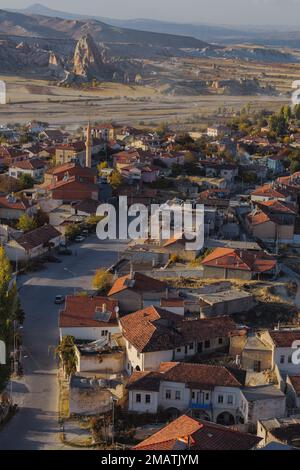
[{"x1": 2, "y1": 0, "x2": 300, "y2": 26}]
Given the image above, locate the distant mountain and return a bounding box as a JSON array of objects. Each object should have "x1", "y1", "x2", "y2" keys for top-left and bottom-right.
[
  {"x1": 1, "y1": 7, "x2": 210, "y2": 49},
  {"x1": 10, "y1": 4, "x2": 300, "y2": 48}
]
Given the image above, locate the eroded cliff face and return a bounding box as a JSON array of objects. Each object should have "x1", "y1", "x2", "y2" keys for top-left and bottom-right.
[{"x1": 73, "y1": 34, "x2": 111, "y2": 80}]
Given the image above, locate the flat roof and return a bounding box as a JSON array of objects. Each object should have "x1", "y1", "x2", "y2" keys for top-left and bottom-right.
[
  {"x1": 242, "y1": 385, "x2": 285, "y2": 401},
  {"x1": 199, "y1": 289, "x2": 253, "y2": 306}
]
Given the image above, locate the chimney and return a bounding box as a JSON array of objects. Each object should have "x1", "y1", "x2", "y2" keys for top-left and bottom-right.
[
  {"x1": 85, "y1": 121, "x2": 92, "y2": 168},
  {"x1": 129, "y1": 262, "x2": 134, "y2": 280}
]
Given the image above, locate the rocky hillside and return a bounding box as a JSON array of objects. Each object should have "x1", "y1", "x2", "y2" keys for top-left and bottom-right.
[{"x1": 0, "y1": 9, "x2": 210, "y2": 49}]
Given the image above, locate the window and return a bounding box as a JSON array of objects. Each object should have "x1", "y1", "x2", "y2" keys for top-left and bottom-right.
[
  {"x1": 137, "y1": 352, "x2": 140, "y2": 359},
  {"x1": 176, "y1": 348, "x2": 181, "y2": 353},
  {"x1": 192, "y1": 392, "x2": 195, "y2": 400},
  {"x1": 101, "y1": 330, "x2": 108, "y2": 336},
  {"x1": 136, "y1": 394, "x2": 141, "y2": 403},
  {"x1": 288, "y1": 355, "x2": 292, "y2": 364},
  {"x1": 128, "y1": 343, "x2": 132, "y2": 350},
  {"x1": 280, "y1": 355, "x2": 285, "y2": 364},
  {"x1": 145, "y1": 395, "x2": 151, "y2": 404},
  {"x1": 175, "y1": 391, "x2": 181, "y2": 400},
  {"x1": 218, "y1": 338, "x2": 223, "y2": 345},
  {"x1": 227, "y1": 395, "x2": 233, "y2": 405},
  {"x1": 205, "y1": 393, "x2": 210, "y2": 401},
  {"x1": 205, "y1": 340, "x2": 211, "y2": 349},
  {"x1": 189, "y1": 343, "x2": 194, "y2": 350},
  {"x1": 166, "y1": 390, "x2": 171, "y2": 400},
  {"x1": 218, "y1": 395, "x2": 224, "y2": 404},
  {"x1": 254, "y1": 361, "x2": 261, "y2": 373}
]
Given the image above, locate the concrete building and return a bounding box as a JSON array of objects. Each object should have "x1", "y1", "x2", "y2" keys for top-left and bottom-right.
[
  {"x1": 198, "y1": 289, "x2": 255, "y2": 319},
  {"x1": 74, "y1": 335, "x2": 124, "y2": 375},
  {"x1": 69, "y1": 375, "x2": 124, "y2": 416}
]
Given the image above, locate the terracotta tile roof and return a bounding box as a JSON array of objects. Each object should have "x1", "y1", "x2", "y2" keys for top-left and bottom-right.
[
  {"x1": 127, "y1": 362, "x2": 245, "y2": 392},
  {"x1": 288, "y1": 376, "x2": 300, "y2": 396},
  {"x1": 11, "y1": 158, "x2": 47, "y2": 170},
  {"x1": 55, "y1": 141, "x2": 85, "y2": 152},
  {"x1": 73, "y1": 199, "x2": 99, "y2": 215},
  {"x1": 120, "y1": 306, "x2": 182, "y2": 353},
  {"x1": 160, "y1": 298, "x2": 185, "y2": 308},
  {"x1": 258, "y1": 200, "x2": 297, "y2": 214},
  {"x1": 248, "y1": 201, "x2": 297, "y2": 227},
  {"x1": 49, "y1": 176, "x2": 98, "y2": 191},
  {"x1": 47, "y1": 163, "x2": 96, "y2": 177},
  {"x1": 59, "y1": 296, "x2": 119, "y2": 328},
  {"x1": 16, "y1": 224, "x2": 61, "y2": 251},
  {"x1": 120, "y1": 306, "x2": 236, "y2": 353},
  {"x1": 201, "y1": 248, "x2": 276, "y2": 274},
  {"x1": 269, "y1": 330, "x2": 300, "y2": 348},
  {"x1": 108, "y1": 272, "x2": 167, "y2": 297},
  {"x1": 127, "y1": 370, "x2": 161, "y2": 392},
  {"x1": 251, "y1": 184, "x2": 290, "y2": 198},
  {"x1": 133, "y1": 414, "x2": 261, "y2": 450},
  {"x1": 0, "y1": 195, "x2": 29, "y2": 210}
]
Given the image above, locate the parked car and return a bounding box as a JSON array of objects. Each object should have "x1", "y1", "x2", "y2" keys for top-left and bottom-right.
[
  {"x1": 75, "y1": 235, "x2": 85, "y2": 243},
  {"x1": 54, "y1": 295, "x2": 65, "y2": 305},
  {"x1": 46, "y1": 255, "x2": 62, "y2": 263},
  {"x1": 58, "y1": 247, "x2": 73, "y2": 256}
]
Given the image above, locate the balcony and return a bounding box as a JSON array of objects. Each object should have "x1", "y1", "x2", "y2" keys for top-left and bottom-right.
[{"x1": 189, "y1": 402, "x2": 213, "y2": 411}]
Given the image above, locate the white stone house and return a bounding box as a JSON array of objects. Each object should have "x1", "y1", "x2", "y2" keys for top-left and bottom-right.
[
  {"x1": 59, "y1": 296, "x2": 120, "y2": 341},
  {"x1": 119, "y1": 306, "x2": 237, "y2": 374},
  {"x1": 259, "y1": 330, "x2": 300, "y2": 376},
  {"x1": 127, "y1": 362, "x2": 286, "y2": 429},
  {"x1": 127, "y1": 362, "x2": 246, "y2": 426}
]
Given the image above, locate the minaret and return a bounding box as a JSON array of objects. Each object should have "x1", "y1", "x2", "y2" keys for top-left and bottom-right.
[{"x1": 85, "y1": 121, "x2": 92, "y2": 168}]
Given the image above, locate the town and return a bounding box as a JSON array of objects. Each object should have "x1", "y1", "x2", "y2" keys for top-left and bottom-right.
[{"x1": 1, "y1": 102, "x2": 300, "y2": 451}]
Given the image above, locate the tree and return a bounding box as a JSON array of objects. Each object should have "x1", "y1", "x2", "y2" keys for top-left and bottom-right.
[
  {"x1": 85, "y1": 215, "x2": 103, "y2": 232},
  {"x1": 269, "y1": 108, "x2": 289, "y2": 137},
  {"x1": 290, "y1": 159, "x2": 300, "y2": 174},
  {"x1": 34, "y1": 209, "x2": 49, "y2": 227},
  {"x1": 55, "y1": 336, "x2": 77, "y2": 378},
  {"x1": 64, "y1": 224, "x2": 81, "y2": 241},
  {"x1": 109, "y1": 170, "x2": 123, "y2": 190},
  {"x1": 0, "y1": 248, "x2": 21, "y2": 372},
  {"x1": 97, "y1": 161, "x2": 108, "y2": 176},
  {"x1": 294, "y1": 104, "x2": 300, "y2": 120},
  {"x1": 17, "y1": 214, "x2": 37, "y2": 233},
  {"x1": 92, "y1": 270, "x2": 113, "y2": 294},
  {"x1": 19, "y1": 174, "x2": 35, "y2": 190}
]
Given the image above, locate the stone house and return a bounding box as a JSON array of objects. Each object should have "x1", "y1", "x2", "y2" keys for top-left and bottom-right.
[
  {"x1": 119, "y1": 306, "x2": 237, "y2": 374},
  {"x1": 201, "y1": 247, "x2": 277, "y2": 280},
  {"x1": 59, "y1": 296, "x2": 120, "y2": 341},
  {"x1": 108, "y1": 272, "x2": 167, "y2": 314},
  {"x1": 69, "y1": 375, "x2": 124, "y2": 416},
  {"x1": 4, "y1": 224, "x2": 62, "y2": 261},
  {"x1": 74, "y1": 335, "x2": 124, "y2": 375}
]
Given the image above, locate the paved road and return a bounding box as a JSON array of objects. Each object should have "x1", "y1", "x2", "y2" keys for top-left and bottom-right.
[{"x1": 0, "y1": 237, "x2": 125, "y2": 450}]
